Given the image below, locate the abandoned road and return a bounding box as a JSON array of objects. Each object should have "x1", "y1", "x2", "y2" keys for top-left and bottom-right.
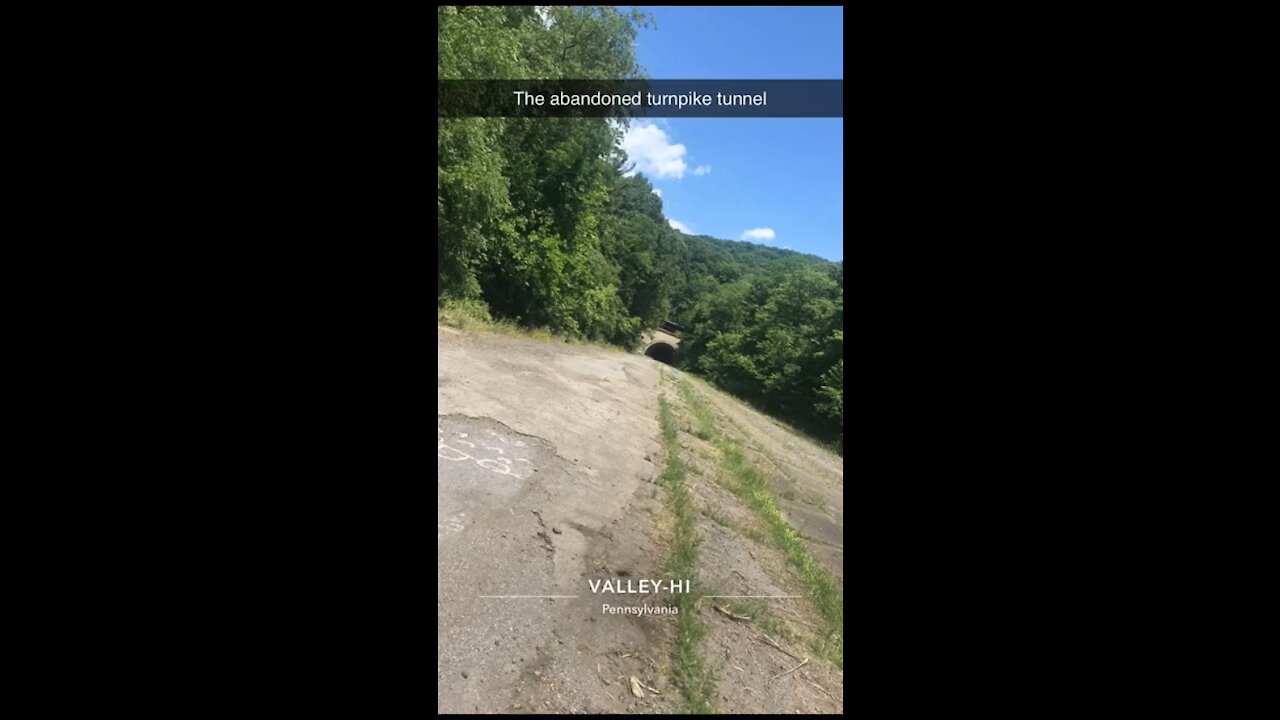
[{"x1": 437, "y1": 325, "x2": 844, "y2": 714}]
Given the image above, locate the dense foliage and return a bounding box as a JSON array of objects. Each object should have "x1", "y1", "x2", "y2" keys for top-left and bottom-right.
[{"x1": 438, "y1": 6, "x2": 843, "y2": 450}]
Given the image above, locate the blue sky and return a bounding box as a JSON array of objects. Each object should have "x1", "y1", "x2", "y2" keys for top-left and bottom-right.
[{"x1": 624, "y1": 6, "x2": 843, "y2": 261}]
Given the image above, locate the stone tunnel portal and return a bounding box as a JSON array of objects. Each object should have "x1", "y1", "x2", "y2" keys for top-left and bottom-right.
[{"x1": 644, "y1": 342, "x2": 677, "y2": 365}]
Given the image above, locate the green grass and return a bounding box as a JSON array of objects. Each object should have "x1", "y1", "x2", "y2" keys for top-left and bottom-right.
[
  {"x1": 676, "y1": 378, "x2": 845, "y2": 669},
  {"x1": 722, "y1": 599, "x2": 798, "y2": 647},
  {"x1": 657, "y1": 395, "x2": 716, "y2": 714},
  {"x1": 740, "y1": 526, "x2": 772, "y2": 547},
  {"x1": 737, "y1": 423, "x2": 843, "y2": 484},
  {"x1": 700, "y1": 505, "x2": 737, "y2": 530},
  {"x1": 437, "y1": 298, "x2": 622, "y2": 351},
  {"x1": 700, "y1": 381, "x2": 844, "y2": 460}
]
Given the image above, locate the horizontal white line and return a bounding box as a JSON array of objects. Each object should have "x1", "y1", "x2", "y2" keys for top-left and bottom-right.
[
  {"x1": 704, "y1": 595, "x2": 803, "y2": 599},
  {"x1": 478, "y1": 595, "x2": 580, "y2": 599}
]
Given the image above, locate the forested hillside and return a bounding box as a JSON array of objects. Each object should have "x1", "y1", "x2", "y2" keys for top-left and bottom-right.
[{"x1": 438, "y1": 6, "x2": 843, "y2": 449}]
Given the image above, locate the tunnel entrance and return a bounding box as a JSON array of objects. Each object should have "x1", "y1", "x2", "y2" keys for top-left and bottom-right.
[{"x1": 644, "y1": 342, "x2": 676, "y2": 365}]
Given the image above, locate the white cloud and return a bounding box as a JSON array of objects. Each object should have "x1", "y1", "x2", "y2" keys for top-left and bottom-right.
[
  {"x1": 535, "y1": 6, "x2": 554, "y2": 28},
  {"x1": 669, "y1": 219, "x2": 692, "y2": 234},
  {"x1": 620, "y1": 122, "x2": 688, "y2": 179},
  {"x1": 693, "y1": 165, "x2": 712, "y2": 176},
  {"x1": 652, "y1": 188, "x2": 662, "y2": 198},
  {"x1": 741, "y1": 227, "x2": 776, "y2": 242}
]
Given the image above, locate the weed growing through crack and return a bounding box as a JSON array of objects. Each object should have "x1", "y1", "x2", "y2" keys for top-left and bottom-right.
[{"x1": 658, "y1": 394, "x2": 716, "y2": 713}]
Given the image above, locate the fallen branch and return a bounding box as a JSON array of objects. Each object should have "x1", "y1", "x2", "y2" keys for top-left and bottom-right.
[
  {"x1": 753, "y1": 633, "x2": 802, "y2": 661},
  {"x1": 714, "y1": 604, "x2": 752, "y2": 622},
  {"x1": 770, "y1": 657, "x2": 810, "y2": 681},
  {"x1": 805, "y1": 677, "x2": 837, "y2": 701}
]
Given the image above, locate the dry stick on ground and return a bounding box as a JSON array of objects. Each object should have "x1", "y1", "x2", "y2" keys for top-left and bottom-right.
[
  {"x1": 770, "y1": 657, "x2": 810, "y2": 681},
  {"x1": 754, "y1": 633, "x2": 803, "y2": 661},
  {"x1": 803, "y1": 674, "x2": 837, "y2": 702},
  {"x1": 713, "y1": 604, "x2": 752, "y2": 622}
]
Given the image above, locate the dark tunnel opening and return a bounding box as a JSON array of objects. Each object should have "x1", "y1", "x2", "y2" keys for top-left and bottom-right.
[{"x1": 644, "y1": 342, "x2": 676, "y2": 365}]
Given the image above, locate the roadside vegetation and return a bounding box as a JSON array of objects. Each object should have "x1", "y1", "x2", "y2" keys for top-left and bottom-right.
[
  {"x1": 438, "y1": 298, "x2": 626, "y2": 351},
  {"x1": 654, "y1": 367, "x2": 843, "y2": 716},
  {"x1": 677, "y1": 377, "x2": 844, "y2": 668},
  {"x1": 657, "y1": 391, "x2": 716, "y2": 714}
]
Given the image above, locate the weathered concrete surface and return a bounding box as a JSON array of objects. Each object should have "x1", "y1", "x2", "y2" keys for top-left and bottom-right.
[
  {"x1": 437, "y1": 326, "x2": 682, "y2": 714},
  {"x1": 437, "y1": 324, "x2": 845, "y2": 714}
]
